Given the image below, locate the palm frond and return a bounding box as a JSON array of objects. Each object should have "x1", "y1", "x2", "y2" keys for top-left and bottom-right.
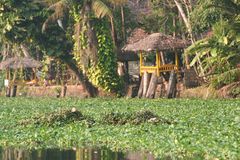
[
  {"x1": 92, "y1": 0, "x2": 113, "y2": 18},
  {"x1": 185, "y1": 38, "x2": 211, "y2": 55},
  {"x1": 189, "y1": 51, "x2": 209, "y2": 67},
  {"x1": 42, "y1": 0, "x2": 69, "y2": 32}
]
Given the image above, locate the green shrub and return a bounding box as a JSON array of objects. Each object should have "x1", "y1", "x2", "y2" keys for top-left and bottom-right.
[{"x1": 210, "y1": 68, "x2": 240, "y2": 89}]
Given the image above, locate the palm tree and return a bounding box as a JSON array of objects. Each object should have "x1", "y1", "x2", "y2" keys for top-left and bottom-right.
[{"x1": 41, "y1": 0, "x2": 114, "y2": 97}]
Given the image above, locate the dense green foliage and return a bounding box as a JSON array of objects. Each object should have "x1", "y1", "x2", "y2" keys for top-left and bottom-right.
[
  {"x1": 0, "y1": 98, "x2": 239, "y2": 159},
  {"x1": 0, "y1": 0, "x2": 41, "y2": 43},
  {"x1": 141, "y1": 0, "x2": 182, "y2": 35},
  {"x1": 1, "y1": 0, "x2": 238, "y2": 92},
  {"x1": 186, "y1": 20, "x2": 240, "y2": 75},
  {"x1": 0, "y1": 0, "x2": 123, "y2": 95},
  {"x1": 186, "y1": 0, "x2": 240, "y2": 86},
  {"x1": 88, "y1": 20, "x2": 123, "y2": 93}
]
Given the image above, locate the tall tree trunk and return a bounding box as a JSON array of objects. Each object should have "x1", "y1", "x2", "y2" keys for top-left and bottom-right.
[
  {"x1": 173, "y1": 0, "x2": 203, "y2": 71},
  {"x1": 174, "y1": 0, "x2": 192, "y2": 69},
  {"x1": 86, "y1": 19, "x2": 98, "y2": 65},
  {"x1": 121, "y1": 6, "x2": 126, "y2": 42},
  {"x1": 59, "y1": 54, "x2": 98, "y2": 97},
  {"x1": 110, "y1": 17, "x2": 117, "y2": 47},
  {"x1": 85, "y1": 3, "x2": 98, "y2": 65},
  {"x1": 160, "y1": 52, "x2": 166, "y2": 65},
  {"x1": 173, "y1": 0, "x2": 193, "y2": 42},
  {"x1": 173, "y1": 16, "x2": 176, "y2": 37}
]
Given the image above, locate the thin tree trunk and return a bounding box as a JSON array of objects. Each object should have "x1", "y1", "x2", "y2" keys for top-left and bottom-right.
[
  {"x1": 10, "y1": 70, "x2": 18, "y2": 97},
  {"x1": 160, "y1": 52, "x2": 166, "y2": 65},
  {"x1": 121, "y1": 6, "x2": 126, "y2": 42},
  {"x1": 59, "y1": 54, "x2": 98, "y2": 97},
  {"x1": 110, "y1": 17, "x2": 117, "y2": 47},
  {"x1": 182, "y1": 0, "x2": 191, "y2": 21},
  {"x1": 173, "y1": 16, "x2": 176, "y2": 37},
  {"x1": 6, "y1": 87, "x2": 11, "y2": 97},
  {"x1": 60, "y1": 84, "x2": 67, "y2": 97},
  {"x1": 173, "y1": 0, "x2": 193, "y2": 42},
  {"x1": 173, "y1": 0, "x2": 204, "y2": 71},
  {"x1": 174, "y1": 0, "x2": 192, "y2": 69}
]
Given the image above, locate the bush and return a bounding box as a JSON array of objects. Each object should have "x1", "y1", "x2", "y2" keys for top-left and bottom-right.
[{"x1": 210, "y1": 68, "x2": 240, "y2": 89}]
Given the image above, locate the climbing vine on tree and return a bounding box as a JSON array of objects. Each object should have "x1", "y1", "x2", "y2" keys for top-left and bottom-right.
[{"x1": 88, "y1": 19, "x2": 123, "y2": 93}]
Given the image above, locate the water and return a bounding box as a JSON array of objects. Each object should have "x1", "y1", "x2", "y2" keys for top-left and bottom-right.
[{"x1": 0, "y1": 147, "x2": 157, "y2": 160}]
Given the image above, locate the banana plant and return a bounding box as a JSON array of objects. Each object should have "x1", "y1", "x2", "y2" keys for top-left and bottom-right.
[{"x1": 185, "y1": 19, "x2": 240, "y2": 82}]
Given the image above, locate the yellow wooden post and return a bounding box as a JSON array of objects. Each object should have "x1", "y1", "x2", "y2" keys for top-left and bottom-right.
[
  {"x1": 159, "y1": 51, "x2": 162, "y2": 74},
  {"x1": 156, "y1": 51, "x2": 160, "y2": 76},
  {"x1": 139, "y1": 52, "x2": 143, "y2": 76},
  {"x1": 175, "y1": 52, "x2": 179, "y2": 72}
]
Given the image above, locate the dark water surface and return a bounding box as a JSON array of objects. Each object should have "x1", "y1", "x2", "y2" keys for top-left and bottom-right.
[{"x1": 0, "y1": 148, "x2": 158, "y2": 160}]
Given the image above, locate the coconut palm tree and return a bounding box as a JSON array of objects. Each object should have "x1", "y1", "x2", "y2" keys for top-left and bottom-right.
[
  {"x1": 42, "y1": 0, "x2": 113, "y2": 62},
  {"x1": 41, "y1": 0, "x2": 114, "y2": 97}
]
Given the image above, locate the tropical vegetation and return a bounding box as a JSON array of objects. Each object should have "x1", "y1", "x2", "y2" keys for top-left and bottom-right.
[{"x1": 0, "y1": 0, "x2": 239, "y2": 94}]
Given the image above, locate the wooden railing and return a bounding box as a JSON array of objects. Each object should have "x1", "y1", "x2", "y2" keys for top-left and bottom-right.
[
  {"x1": 159, "y1": 64, "x2": 177, "y2": 72},
  {"x1": 139, "y1": 52, "x2": 180, "y2": 77},
  {"x1": 140, "y1": 64, "x2": 179, "y2": 76}
]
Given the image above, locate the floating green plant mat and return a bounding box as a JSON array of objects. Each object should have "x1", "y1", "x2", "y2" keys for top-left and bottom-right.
[
  {"x1": 20, "y1": 108, "x2": 172, "y2": 126},
  {"x1": 102, "y1": 110, "x2": 173, "y2": 125},
  {"x1": 0, "y1": 97, "x2": 239, "y2": 159}
]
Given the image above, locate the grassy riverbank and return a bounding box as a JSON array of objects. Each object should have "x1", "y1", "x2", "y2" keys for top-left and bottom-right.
[{"x1": 0, "y1": 97, "x2": 239, "y2": 159}]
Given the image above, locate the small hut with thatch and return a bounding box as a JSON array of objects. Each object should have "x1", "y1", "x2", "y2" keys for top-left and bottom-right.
[
  {"x1": 0, "y1": 57, "x2": 42, "y2": 70},
  {"x1": 123, "y1": 30, "x2": 190, "y2": 98},
  {"x1": 0, "y1": 57, "x2": 42, "y2": 97}
]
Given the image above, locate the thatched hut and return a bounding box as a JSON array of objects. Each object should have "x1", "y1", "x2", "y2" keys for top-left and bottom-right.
[
  {"x1": 0, "y1": 57, "x2": 42, "y2": 97},
  {"x1": 123, "y1": 32, "x2": 189, "y2": 76},
  {"x1": 0, "y1": 57, "x2": 42, "y2": 70},
  {"x1": 122, "y1": 30, "x2": 190, "y2": 98}
]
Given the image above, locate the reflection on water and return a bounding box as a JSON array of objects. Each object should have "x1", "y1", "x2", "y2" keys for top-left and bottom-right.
[{"x1": 0, "y1": 147, "x2": 157, "y2": 160}]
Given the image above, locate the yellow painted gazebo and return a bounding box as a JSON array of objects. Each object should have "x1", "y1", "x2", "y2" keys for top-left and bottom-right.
[{"x1": 123, "y1": 32, "x2": 189, "y2": 76}]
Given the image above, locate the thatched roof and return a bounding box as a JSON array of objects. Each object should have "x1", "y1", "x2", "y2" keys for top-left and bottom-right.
[
  {"x1": 126, "y1": 28, "x2": 149, "y2": 44},
  {"x1": 0, "y1": 57, "x2": 42, "y2": 70},
  {"x1": 123, "y1": 32, "x2": 190, "y2": 52}
]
